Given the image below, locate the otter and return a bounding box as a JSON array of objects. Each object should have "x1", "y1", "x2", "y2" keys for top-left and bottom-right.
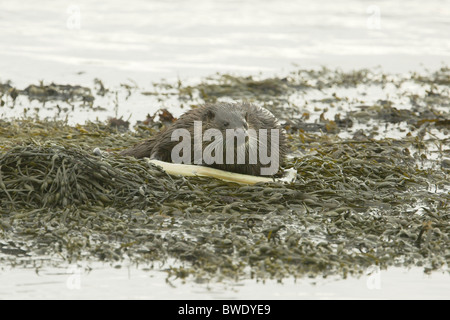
[{"x1": 120, "y1": 102, "x2": 287, "y2": 176}]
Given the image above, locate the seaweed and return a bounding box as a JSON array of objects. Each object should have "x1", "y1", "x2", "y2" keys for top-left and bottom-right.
[{"x1": 0, "y1": 66, "x2": 449, "y2": 282}]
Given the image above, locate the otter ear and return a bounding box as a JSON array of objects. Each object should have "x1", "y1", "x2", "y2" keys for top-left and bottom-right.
[{"x1": 203, "y1": 109, "x2": 215, "y2": 121}]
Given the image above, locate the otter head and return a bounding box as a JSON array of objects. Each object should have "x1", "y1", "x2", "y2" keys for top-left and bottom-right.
[
  {"x1": 202, "y1": 106, "x2": 249, "y2": 132},
  {"x1": 202, "y1": 105, "x2": 251, "y2": 154}
]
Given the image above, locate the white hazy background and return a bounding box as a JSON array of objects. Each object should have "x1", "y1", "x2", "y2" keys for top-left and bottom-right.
[{"x1": 1, "y1": 0, "x2": 449, "y2": 88}]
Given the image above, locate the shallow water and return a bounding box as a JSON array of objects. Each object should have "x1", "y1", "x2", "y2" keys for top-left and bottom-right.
[
  {"x1": 1, "y1": 0, "x2": 449, "y2": 88},
  {"x1": 0, "y1": 264, "x2": 448, "y2": 300},
  {"x1": 1, "y1": 0, "x2": 450, "y2": 126},
  {"x1": 1, "y1": 0, "x2": 449, "y2": 299}
]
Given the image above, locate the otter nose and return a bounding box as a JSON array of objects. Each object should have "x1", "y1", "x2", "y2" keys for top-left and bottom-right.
[
  {"x1": 234, "y1": 127, "x2": 248, "y2": 146},
  {"x1": 235, "y1": 127, "x2": 248, "y2": 136}
]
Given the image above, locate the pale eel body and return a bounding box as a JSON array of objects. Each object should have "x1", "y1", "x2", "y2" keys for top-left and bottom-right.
[{"x1": 147, "y1": 159, "x2": 291, "y2": 185}]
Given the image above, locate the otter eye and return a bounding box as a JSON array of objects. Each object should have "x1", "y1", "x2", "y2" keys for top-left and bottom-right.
[{"x1": 223, "y1": 121, "x2": 230, "y2": 127}]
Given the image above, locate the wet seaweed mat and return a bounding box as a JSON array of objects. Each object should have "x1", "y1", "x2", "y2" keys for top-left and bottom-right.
[
  {"x1": 0, "y1": 66, "x2": 450, "y2": 281},
  {"x1": 0, "y1": 137, "x2": 448, "y2": 281}
]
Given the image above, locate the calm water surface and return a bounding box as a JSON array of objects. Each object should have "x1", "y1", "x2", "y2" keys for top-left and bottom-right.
[
  {"x1": 1, "y1": 0, "x2": 449, "y2": 88},
  {"x1": 0, "y1": 264, "x2": 448, "y2": 299}
]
